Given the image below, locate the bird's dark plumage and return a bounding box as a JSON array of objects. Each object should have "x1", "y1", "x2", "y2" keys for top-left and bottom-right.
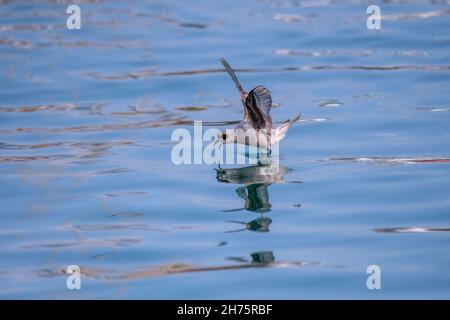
[
  {"x1": 248, "y1": 85, "x2": 272, "y2": 116},
  {"x1": 245, "y1": 86, "x2": 272, "y2": 129},
  {"x1": 220, "y1": 58, "x2": 272, "y2": 130}
]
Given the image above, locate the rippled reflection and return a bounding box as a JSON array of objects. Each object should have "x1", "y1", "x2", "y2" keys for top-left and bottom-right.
[
  {"x1": 215, "y1": 161, "x2": 290, "y2": 233},
  {"x1": 226, "y1": 217, "x2": 272, "y2": 233},
  {"x1": 34, "y1": 249, "x2": 316, "y2": 282}
]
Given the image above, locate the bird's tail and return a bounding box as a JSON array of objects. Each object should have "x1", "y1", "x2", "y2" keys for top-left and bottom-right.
[
  {"x1": 273, "y1": 113, "x2": 302, "y2": 143},
  {"x1": 220, "y1": 58, "x2": 245, "y2": 97}
]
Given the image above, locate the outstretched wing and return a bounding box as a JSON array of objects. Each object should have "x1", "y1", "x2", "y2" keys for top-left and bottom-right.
[
  {"x1": 244, "y1": 86, "x2": 272, "y2": 129},
  {"x1": 273, "y1": 113, "x2": 301, "y2": 143},
  {"x1": 219, "y1": 58, "x2": 246, "y2": 103}
]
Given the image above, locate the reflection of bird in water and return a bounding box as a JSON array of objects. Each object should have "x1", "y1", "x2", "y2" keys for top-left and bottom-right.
[
  {"x1": 227, "y1": 251, "x2": 275, "y2": 264},
  {"x1": 216, "y1": 58, "x2": 301, "y2": 153},
  {"x1": 216, "y1": 163, "x2": 289, "y2": 213},
  {"x1": 226, "y1": 216, "x2": 272, "y2": 233},
  {"x1": 216, "y1": 163, "x2": 289, "y2": 185},
  {"x1": 216, "y1": 163, "x2": 289, "y2": 232},
  {"x1": 224, "y1": 183, "x2": 272, "y2": 213},
  {"x1": 251, "y1": 251, "x2": 275, "y2": 264}
]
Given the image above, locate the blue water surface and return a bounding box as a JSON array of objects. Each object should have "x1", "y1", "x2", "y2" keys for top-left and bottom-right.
[{"x1": 0, "y1": 0, "x2": 449, "y2": 299}]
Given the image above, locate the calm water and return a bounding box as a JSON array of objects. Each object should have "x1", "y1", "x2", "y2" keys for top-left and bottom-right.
[{"x1": 1, "y1": 0, "x2": 450, "y2": 299}]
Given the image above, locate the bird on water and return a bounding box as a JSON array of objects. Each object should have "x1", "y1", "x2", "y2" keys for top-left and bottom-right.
[{"x1": 216, "y1": 58, "x2": 301, "y2": 156}]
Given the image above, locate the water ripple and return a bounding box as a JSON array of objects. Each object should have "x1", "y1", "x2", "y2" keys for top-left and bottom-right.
[
  {"x1": 375, "y1": 227, "x2": 450, "y2": 234},
  {"x1": 83, "y1": 65, "x2": 450, "y2": 80},
  {"x1": 325, "y1": 157, "x2": 450, "y2": 165},
  {"x1": 0, "y1": 155, "x2": 72, "y2": 163}
]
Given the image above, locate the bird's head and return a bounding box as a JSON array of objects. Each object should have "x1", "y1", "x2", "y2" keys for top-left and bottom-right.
[{"x1": 217, "y1": 130, "x2": 235, "y2": 145}]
